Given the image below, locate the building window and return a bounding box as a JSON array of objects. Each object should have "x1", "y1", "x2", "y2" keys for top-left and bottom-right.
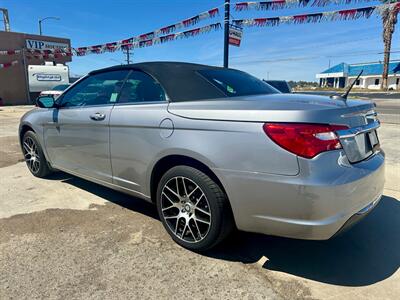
[
  {"x1": 355, "y1": 79, "x2": 361, "y2": 85},
  {"x1": 396, "y1": 78, "x2": 399, "y2": 85},
  {"x1": 374, "y1": 78, "x2": 380, "y2": 85}
]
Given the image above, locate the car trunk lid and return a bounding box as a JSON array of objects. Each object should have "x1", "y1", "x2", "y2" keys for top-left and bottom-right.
[{"x1": 168, "y1": 94, "x2": 380, "y2": 163}]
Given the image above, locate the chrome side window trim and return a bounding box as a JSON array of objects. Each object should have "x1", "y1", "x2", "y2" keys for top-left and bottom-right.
[{"x1": 113, "y1": 100, "x2": 168, "y2": 107}]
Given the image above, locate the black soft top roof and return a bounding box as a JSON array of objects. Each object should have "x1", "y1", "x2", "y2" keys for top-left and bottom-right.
[{"x1": 89, "y1": 62, "x2": 228, "y2": 101}]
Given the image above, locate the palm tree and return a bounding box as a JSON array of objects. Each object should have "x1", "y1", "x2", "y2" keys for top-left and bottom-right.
[{"x1": 381, "y1": 4, "x2": 399, "y2": 90}]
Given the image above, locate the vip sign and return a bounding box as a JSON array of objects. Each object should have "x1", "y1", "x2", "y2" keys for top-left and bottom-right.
[
  {"x1": 229, "y1": 26, "x2": 243, "y2": 47},
  {"x1": 26, "y1": 39, "x2": 69, "y2": 50}
]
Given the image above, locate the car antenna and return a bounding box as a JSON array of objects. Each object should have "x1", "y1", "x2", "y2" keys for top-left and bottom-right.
[
  {"x1": 331, "y1": 70, "x2": 363, "y2": 101},
  {"x1": 342, "y1": 70, "x2": 363, "y2": 100}
]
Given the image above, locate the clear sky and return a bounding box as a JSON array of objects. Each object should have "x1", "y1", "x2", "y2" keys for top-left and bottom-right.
[{"x1": 2, "y1": 0, "x2": 399, "y2": 81}]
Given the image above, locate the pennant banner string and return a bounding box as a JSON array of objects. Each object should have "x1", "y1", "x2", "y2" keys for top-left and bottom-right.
[
  {"x1": 26, "y1": 52, "x2": 73, "y2": 60},
  {"x1": 74, "y1": 23, "x2": 222, "y2": 56},
  {"x1": 0, "y1": 50, "x2": 22, "y2": 56},
  {"x1": 2, "y1": 7, "x2": 220, "y2": 57},
  {"x1": 235, "y1": 0, "x2": 389, "y2": 11},
  {"x1": 233, "y1": 2, "x2": 399, "y2": 27},
  {"x1": 25, "y1": 23, "x2": 222, "y2": 58},
  {"x1": 0, "y1": 60, "x2": 18, "y2": 69},
  {"x1": 74, "y1": 7, "x2": 219, "y2": 53},
  {"x1": 236, "y1": 0, "x2": 310, "y2": 11}
]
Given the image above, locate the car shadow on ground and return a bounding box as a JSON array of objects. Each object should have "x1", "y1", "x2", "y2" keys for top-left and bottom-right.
[
  {"x1": 45, "y1": 172, "x2": 159, "y2": 220},
  {"x1": 46, "y1": 173, "x2": 399, "y2": 287},
  {"x1": 208, "y1": 195, "x2": 400, "y2": 287}
]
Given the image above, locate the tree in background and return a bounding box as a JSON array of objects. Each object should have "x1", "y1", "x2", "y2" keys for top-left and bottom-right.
[{"x1": 381, "y1": 4, "x2": 399, "y2": 90}]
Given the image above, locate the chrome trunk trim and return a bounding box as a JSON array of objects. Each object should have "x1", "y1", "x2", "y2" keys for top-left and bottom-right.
[{"x1": 336, "y1": 120, "x2": 380, "y2": 139}]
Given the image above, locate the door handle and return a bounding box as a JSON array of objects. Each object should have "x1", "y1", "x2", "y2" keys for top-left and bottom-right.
[{"x1": 90, "y1": 113, "x2": 106, "y2": 121}]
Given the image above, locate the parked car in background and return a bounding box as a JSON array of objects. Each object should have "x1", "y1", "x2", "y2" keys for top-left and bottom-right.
[
  {"x1": 39, "y1": 84, "x2": 70, "y2": 99},
  {"x1": 264, "y1": 80, "x2": 292, "y2": 93},
  {"x1": 20, "y1": 62, "x2": 384, "y2": 251}
]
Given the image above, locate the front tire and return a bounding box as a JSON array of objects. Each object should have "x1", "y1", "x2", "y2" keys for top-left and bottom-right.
[
  {"x1": 156, "y1": 166, "x2": 234, "y2": 251},
  {"x1": 22, "y1": 131, "x2": 52, "y2": 178}
]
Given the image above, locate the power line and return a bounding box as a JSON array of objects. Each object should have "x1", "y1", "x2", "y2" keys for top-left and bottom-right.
[
  {"x1": 230, "y1": 36, "x2": 384, "y2": 60},
  {"x1": 228, "y1": 49, "x2": 400, "y2": 65}
]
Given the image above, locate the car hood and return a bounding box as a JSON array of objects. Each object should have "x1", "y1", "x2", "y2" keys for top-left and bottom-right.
[{"x1": 167, "y1": 94, "x2": 375, "y2": 127}]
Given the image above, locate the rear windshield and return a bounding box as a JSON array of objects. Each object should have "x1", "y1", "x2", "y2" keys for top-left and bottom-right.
[
  {"x1": 265, "y1": 81, "x2": 291, "y2": 93},
  {"x1": 198, "y1": 69, "x2": 279, "y2": 97},
  {"x1": 52, "y1": 84, "x2": 70, "y2": 91}
]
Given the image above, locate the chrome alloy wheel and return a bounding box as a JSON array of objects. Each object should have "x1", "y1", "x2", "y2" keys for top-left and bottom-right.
[
  {"x1": 161, "y1": 176, "x2": 212, "y2": 243},
  {"x1": 22, "y1": 136, "x2": 41, "y2": 174}
]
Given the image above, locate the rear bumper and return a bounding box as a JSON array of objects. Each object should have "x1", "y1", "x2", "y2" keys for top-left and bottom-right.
[
  {"x1": 332, "y1": 195, "x2": 381, "y2": 238},
  {"x1": 213, "y1": 150, "x2": 385, "y2": 240}
]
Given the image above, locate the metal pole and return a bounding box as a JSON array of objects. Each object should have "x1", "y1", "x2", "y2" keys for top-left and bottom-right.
[
  {"x1": 0, "y1": 8, "x2": 11, "y2": 32},
  {"x1": 38, "y1": 17, "x2": 60, "y2": 36},
  {"x1": 21, "y1": 48, "x2": 31, "y2": 104},
  {"x1": 123, "y1": 48, "x2": 132, "y2": 64},
  {"x1": 223, "y1": 0, "x2": 230, "y2": 68}
]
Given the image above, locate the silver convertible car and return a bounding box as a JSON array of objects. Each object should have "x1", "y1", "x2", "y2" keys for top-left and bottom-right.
[{"x1": 20, "y1": 62, "x2": 384, "y2": 251}]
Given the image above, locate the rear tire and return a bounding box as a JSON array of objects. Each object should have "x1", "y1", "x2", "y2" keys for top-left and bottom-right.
[
  {"x1": 156, "y1": 166, "x2": 234, "y2": 251},
  {"x1": 22, "y1": 131, "x2": 52, "y2": 178}
]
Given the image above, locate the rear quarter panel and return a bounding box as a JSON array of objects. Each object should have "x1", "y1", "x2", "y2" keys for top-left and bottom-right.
[
  {"x1": 110, "y1": 104, "x2": 300, "y2": 198},
  {"x1": 166, "y1": 116, "x2": 300, "y2": 176}
]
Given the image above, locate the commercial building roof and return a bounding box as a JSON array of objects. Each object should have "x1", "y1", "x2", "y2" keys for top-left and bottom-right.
[
  {"x1": 348, "y1": 61, "x2": 400, "y2": 76},
  {"x1": 321, "y1": 63, "x2": 348, "y2": 74},
  {"x1": 320, "y1": 61, "x2": 400, "y2": 77}
]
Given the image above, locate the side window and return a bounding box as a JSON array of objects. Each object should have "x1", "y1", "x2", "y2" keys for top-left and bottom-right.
[
  {"x1": 59, "y1": 70, "x2": 129, "y2": 107},
  {"x1": 118, "y1": 71, "x2": 166, "y2": 104}
]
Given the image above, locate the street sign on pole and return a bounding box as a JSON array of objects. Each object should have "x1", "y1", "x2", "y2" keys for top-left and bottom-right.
[{"x1": 229, "y1": 25, "x2": 243, "y2": 47}]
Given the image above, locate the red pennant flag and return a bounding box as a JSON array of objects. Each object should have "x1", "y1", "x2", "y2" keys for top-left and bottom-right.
[
  {"x1": 254, "y1": 18, "x2": 268, "y2": 26},
  {"x1": 339, "y1": 9, "x2": 357, "y2": 19},
  {"x1": 294, "y1": 15, "x2": 308, "y2": 23}
]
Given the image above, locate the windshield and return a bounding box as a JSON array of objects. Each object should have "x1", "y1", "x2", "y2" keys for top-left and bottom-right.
[
  {"x1": 198, "y1": 69, "x2": 279, "y2": 97},
  {"x1": 51, "y1": 84, "x2": 70, "y2": 91}
]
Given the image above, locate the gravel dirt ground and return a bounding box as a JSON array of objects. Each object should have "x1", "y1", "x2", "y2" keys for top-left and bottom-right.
[{"x1": 0, "y1": 106, "x2": 399, "y2": 300}]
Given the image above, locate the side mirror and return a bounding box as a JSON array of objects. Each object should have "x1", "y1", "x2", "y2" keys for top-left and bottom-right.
[{"x1": 36, "y1": 96, "x2": 56, "y2": 108}]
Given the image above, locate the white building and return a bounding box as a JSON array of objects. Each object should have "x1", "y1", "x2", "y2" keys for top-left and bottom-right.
[{"x1": 316, "y1": 61, "x2": 400, "y2": 90}]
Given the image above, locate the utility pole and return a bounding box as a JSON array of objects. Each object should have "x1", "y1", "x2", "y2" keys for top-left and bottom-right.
[
  {"x1": 223, "y1": 0, "x2": 230, "y2": 68},
  {"x1": 381, "y1": 4, "x2": 399, "y2": 90},
  {"x1": 0, "y1": 8, "x2": 10, "y2": 31},
  {"x1": 123, "y1": 48, "x2": 133, "y2": 64}
]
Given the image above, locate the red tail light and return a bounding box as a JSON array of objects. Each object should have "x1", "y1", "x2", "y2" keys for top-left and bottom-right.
[{"x1": 263, "y1": 123, "x2": 348, "y2": 159}]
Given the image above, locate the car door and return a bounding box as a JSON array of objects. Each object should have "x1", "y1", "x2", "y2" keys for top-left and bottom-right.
[
  {"x1": 109, "y1": 70, "x2": 169, "y2": 195},
  {"x1": 44, "y1": 70, "x2": 130, "y2": 183}
]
